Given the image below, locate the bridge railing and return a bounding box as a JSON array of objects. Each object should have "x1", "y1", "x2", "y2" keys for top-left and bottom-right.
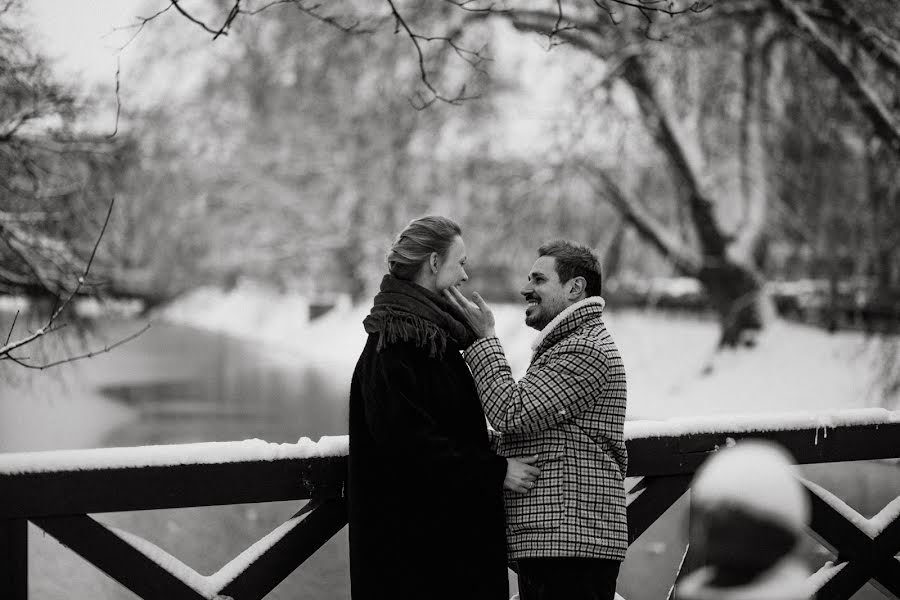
[{"x1": 1, "y1": 410, "x2": 898, "y2": 600}]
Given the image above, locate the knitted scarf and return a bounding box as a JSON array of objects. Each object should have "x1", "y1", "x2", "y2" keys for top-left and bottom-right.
[{"x1": 363, "y1": 275, "x2": 476, "y2": 358}]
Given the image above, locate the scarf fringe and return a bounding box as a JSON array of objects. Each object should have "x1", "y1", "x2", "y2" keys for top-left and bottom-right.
[{"x1": 367, "y1": 307, "x2": 449, "y2": 358}]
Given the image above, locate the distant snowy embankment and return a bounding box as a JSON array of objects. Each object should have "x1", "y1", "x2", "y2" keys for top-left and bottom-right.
[
  {"x1": 160, "y1": 285, "x2": 536, "y2": 375},
  {"x1": 159, "y1": 285, "x2": 896, "y2": 416}
]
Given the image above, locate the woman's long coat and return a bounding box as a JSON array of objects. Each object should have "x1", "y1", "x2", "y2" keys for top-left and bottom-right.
[{"x1": 348, "y1": 334, "x2": 509, "y2": 600}]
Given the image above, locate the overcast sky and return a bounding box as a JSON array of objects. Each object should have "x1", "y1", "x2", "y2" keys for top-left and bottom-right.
[{"x1": 24, "y1": 1, "x2": 150, "y2": 88}]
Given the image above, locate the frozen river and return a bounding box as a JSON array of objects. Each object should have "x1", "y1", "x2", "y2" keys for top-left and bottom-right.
[{"x1": 1, "y1": 318, "x2": 352, "y2": 599}]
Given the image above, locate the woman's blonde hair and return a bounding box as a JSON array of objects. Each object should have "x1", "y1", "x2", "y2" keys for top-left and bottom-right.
[{"x1": 387, "y1": 216, "x2": 462, "y2": 281}]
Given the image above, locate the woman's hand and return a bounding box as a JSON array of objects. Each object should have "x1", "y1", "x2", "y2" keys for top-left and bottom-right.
[{"x1": 504, "y1": 455, "x2": 541, "y2": 494}]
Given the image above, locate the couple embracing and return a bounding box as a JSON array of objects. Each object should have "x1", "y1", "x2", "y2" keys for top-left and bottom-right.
[{"x1": 347, "y1": 216, "x2": 628, "y2": 600}]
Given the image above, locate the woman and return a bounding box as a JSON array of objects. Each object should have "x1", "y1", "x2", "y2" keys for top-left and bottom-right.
[{"x1": 348, "y1": 216, "x2": 538, "y2": 599}]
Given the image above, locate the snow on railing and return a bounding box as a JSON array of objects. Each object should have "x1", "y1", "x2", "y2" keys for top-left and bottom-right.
[
  {"x1": 110, "y1": 512, "x2": 308, "y2": 600},
  {"x1": 624, "y1": 407, "x2": 900, "y2": 440},
  {"x1": 804, "y1": 561, "x2": 848, "y2": 594},
  {"x1": 0, "y1": 435, "x2": 348, "y2": 475},
  {"x1": 803, "y1": 479, "x2": 900, "y2": 539},
  {"x1": 1, "y1": 408, "x2": 894, "y2": 475}
]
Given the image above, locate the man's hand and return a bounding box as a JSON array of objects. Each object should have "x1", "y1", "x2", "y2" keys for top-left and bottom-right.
[
  {"x1": 504, "y1": 455, "x2": 541, "y2": 494},
  {"x1": 444, "y1": 287, "x2": 496, "y2": 339}
]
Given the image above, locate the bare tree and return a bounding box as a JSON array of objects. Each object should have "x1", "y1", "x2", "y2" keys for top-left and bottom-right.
[
  {"x1": 133, "y1": 0, "x2": 899, "y2": 346},
  {"x1": 1, "y1": 1, "x2": 149, "y2": 368},
  {"x1": 0, "y1": 198, "x2": 150, "y2": 369}
]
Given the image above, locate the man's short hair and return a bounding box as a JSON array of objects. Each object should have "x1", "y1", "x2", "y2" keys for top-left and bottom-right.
[{"x1": 538, "y1": 240, "x2": 603, "y2": 297}]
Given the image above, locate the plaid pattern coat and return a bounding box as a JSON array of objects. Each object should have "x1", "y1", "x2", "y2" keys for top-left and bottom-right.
[{"x1": 464, "y1": 297, "x2": 628, "y2": 560}]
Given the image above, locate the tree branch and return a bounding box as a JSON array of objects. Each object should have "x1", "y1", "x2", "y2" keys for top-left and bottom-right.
[
  {"x1": 731, "y1": 17, "x2": 779, "y2": 261},
  {"x1": 822, "y1": 0, "x2": 900, "y2": 77},
  {"x1": 386, "y1": 0, "x2": 480, "y2": 108},
  {"x1": 6, "y1": 323, "x2": 150, "y2": 370},
  {"x1": 244, "y1": 0, "x2": 373, "y2": 33},
  {"x1": 619, "y1": 56, "x2": 730, "y2": 258},
  {"x1": 593, "y1": 0, "x2": 712, "y2": 18},
  {"x1": 169, "y1": 0, "x2": 240, "y2": 39},
  {"x1": 770, "y1": 0, "x2": 900, "y2": 158},
  {"x1": 0, "y1": 198, "x2": 115, "y2": 360},
  {"x1": 578, "y1": 163, "x2": 703, "y2": 276}
]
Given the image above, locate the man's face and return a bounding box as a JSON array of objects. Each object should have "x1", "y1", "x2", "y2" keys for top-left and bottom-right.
[
  {"x1": 435, "y1": 235, "x2": 469, "y2": 292},
  {"x1": 520, "y1": 256, "x2": 572, "y2": 330}
]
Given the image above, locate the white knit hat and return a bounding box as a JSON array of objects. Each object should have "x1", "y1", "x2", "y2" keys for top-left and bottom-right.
[{"x1": 676, "y1": 440, "x2": 812, "y2": 600}]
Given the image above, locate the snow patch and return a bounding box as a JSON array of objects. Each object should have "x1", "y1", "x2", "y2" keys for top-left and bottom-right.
[
  {"x1": 804, "y1": 561, "x2": 846, "y2": 593},
  {"x1": 109, "y1": 512, "x2": 308, "y2": 599},
  {"x1": 869, "y1": 496, "x2": 900, "y2": 538},
  {"x1": 802, "y1": 479, "x2": 900, "y2": 538},
  {"x1": 160, "y1": 282, "x2": 315, "y2": 349},
  {"x1": 624, "y1": 408, "x2": 900, "y2": 440},
  {"x1": 155, "y1": 285, "x2": 896, "y2": 418},
  {"x1": 0, "y1": 435, "x2": 348, "y2": 475}
]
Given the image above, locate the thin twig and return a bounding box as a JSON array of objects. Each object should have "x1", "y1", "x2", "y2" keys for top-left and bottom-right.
[
  {"x1": 169, "y1": 0, "x2": 240, "y2": 38},
  {"x1": 49, "y1": 197, "x2": 115, "y2": 324},
  {"x1": 8, "y1": 323, "x2": 150, "y2": 370},
  {"x1": 107, "y1": 3, "x2": 174, "y2": 51},
  {"x1": 386, "y1": 0, "x2": 482, "y2": 108},
  {"x1": 4, "y1": 310, "x2": 18, "y2": 345},
  {"x1": 242, "y1": 0, "x2": 371, "y2": 33},
  {"x1": 0, "y1": 198, "x2": 115, "y2": 358}
]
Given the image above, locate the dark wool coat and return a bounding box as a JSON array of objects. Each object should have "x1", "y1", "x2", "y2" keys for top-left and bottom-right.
[{"x1": 348, "y1": 333, "x2": 509, "y2": 600}]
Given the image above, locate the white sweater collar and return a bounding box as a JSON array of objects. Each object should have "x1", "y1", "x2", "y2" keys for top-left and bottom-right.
[{"x1": 530, "y1": 296, "x2": 606, "y2": 351}]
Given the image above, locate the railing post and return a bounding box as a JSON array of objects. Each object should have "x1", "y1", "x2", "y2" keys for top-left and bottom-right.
[{"x1": 1, "y1": 518, "x2": 28, "y2": 599}]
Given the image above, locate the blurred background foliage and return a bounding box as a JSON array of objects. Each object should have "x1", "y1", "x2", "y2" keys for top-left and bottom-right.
[{"x1": 2, "y1": 0, "x2": 899, "y2": 347}]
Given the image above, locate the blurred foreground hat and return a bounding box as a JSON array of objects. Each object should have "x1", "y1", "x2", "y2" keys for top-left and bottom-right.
[{"x1": 675, "y1": 440, "x2": 812, "y2": 600}]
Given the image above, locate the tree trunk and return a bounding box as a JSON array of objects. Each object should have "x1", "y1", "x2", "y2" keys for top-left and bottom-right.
[
  {"x1": 495, "y1": 9, "x2": 775, "y2": 347},
  {"x1": 621, "y1": 56, "x2": 768, "y2": 347},
  {"x1": 699, "y1": 261, "x2": 766, "y2": 347},
  {"x1": 601, "y1": 219, "x2": 627, "y2": 285}
]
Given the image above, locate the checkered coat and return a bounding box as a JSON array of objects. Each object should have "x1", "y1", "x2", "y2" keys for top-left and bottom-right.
[{"x1": 464, "y1": 297, "x2": 628, "y2": 561}]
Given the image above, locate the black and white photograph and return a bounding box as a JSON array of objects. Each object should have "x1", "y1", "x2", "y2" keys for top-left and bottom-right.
[{"x1": 1, "y1": 1, "x2": 899, "y2": 599}]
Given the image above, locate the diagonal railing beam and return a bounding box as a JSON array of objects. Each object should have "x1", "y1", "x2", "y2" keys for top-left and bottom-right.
[
  {"x1": 626, "y1": 475, "x2": 692, "y2": 544},
  {"x1": 872, "y1": 517, "x2": 900, "y2": 598},
  {"x1": 220, "y1": 497, "x2": 348, "y2": 600},
  {"x1": 32, "y1": 514, "x2": 208, "y2": 600},
  {"x1": 803, "y1": 483, "x2": 900, "y2": 599},
  {"x1": 0, "y1": 518, "x2": 27, "y2": 600}
]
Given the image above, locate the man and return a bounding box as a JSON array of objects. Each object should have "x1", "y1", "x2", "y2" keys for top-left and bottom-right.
[{"x1": 445, "y1": 239, "x2": 628, "y2": 600}]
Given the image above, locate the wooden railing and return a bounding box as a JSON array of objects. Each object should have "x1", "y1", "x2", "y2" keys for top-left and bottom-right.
[{"x1": 1, "y1": 412, "x2": 898, "y2": 600}]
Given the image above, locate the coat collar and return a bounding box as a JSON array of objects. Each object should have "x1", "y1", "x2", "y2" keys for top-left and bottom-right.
[{"x1": 530, "y1": 296, "x2": 606, "y2": 354}]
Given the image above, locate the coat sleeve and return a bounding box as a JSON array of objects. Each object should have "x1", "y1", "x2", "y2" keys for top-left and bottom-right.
[
  {"x1": 364, "y1": 347, "x2": 508, "y2": 488},
  {"x1": 464, "y1": 336, "x2": 608, "y2": 435}
]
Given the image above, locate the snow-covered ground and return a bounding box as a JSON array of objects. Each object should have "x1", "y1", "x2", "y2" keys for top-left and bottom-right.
[{"x1": 161, "y1": 286, "x2": 899, "y2": 419}]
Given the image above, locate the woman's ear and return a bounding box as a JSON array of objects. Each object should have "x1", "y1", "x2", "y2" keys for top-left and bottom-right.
[{"x1": 430, "y1": 252, "x2": 440, "y2": 274}]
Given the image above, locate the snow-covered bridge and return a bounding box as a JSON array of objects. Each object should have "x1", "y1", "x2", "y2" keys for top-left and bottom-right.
[{"x1": 1, "y1": 409, "x2": 898, "y2": 600}]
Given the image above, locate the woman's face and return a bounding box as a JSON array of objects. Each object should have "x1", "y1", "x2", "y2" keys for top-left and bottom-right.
[{"x1": 434, "y1": 236, "x2": 469, "y2": 292}]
